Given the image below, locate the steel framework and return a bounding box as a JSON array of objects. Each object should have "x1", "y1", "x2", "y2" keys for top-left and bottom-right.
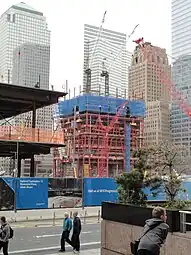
[{"x1": 53, "y1": 109, "x2": 144, "y2": 178}]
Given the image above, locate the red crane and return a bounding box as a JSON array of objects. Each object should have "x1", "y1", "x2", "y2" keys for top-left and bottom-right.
[
  {"x1": 135, "y1": 38, "x2": 191, "y2": 118},
  {"x1": 98, "y1": 101, "x2": 129, "y2": 177}
]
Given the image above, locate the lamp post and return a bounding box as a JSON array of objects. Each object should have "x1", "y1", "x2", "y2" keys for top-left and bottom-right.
[{"x1": 14, "y1": 138, "x2": 20, "y2": 213}]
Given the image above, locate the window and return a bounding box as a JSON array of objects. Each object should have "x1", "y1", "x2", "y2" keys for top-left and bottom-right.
[
  {"x1": 12, "y1": 14, "x2": 16, "y2": 23},
  {"x1": 7, "y1": 14, "x2": 11, "y2": 22}
]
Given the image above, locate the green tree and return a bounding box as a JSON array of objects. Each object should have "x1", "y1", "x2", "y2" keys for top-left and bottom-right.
[
  {"x1": 116, "y1": 142, "x2": 190, "y2": 208},
  {"x1": 153, "y1": 142, "x2": 189, "y2": 208},
  {"x1": 116, "y1": 147, "x2": 162, "y2": 206}
]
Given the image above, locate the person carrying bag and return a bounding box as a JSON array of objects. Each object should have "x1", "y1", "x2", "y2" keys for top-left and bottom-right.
[{"x1": 130, "y1": 207, "x2": 169, "y2": 255}]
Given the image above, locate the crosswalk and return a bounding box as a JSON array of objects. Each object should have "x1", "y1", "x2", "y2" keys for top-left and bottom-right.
[
  {"x1": 48, "y1": 249, "x2": 100, "y2": 255},
  {"x1": 11, "y1": 220, "x2": 99, "y2": 229},
  {"x1": 9, "y1": 242, "x2": 100, "y2": 254}
]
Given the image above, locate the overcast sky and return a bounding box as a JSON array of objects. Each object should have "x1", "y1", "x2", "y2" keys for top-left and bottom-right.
[{"x1": 1, "y1": 0, "x2": 171, "y2": 93}]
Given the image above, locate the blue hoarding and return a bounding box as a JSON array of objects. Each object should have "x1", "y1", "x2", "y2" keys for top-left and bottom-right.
[
  {"x1": 16, "y1": 178, "x2": 48, "y2": 209},
  {"x1": 84, "y1": 178, "x2": 118, "y2": 206},
  {"x1": 1, "y1": 177, "x2": 191, "y2": 210}
]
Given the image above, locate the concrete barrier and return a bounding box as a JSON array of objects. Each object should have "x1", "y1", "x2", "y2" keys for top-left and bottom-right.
[
  {"x1": 101, "y1": 219, "x2": 191, "y2": 255},
  {"x1": 1, "y1": 207, "x2": 101, "y2": 223}
]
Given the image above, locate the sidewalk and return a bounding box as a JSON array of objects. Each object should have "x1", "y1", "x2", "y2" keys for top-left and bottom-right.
[
  {"x1": 3, "y1": 207, "x2": 101, "y2": 223},
  {"x1": 50, "y1": 249, "x2": 100, "y2": 254}
]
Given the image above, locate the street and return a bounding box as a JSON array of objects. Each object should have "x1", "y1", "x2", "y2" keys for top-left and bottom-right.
[{"x1": 7, "y1": 222, "x2": 100, "y2": 255}]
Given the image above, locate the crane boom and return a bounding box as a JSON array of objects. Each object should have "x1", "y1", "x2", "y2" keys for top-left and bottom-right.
[
  {"x1": 85, "y1": 11, "x2": 107, "y2": 94},
  {"x1": 89, "y1": 11, "x2": 107, "y2": 69},
  {"x1": 139, "y1": 44, "x2": 191, "y2": 118},
  {"x1": 108, "y1": 24, "x2": 139, "y2": 72},
  {"x1": 98, "y1": 100, "x2": 129, "y2": 177}
]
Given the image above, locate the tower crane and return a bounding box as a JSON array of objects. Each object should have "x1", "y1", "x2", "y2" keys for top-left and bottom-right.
[
  {"x1": 85, "y1": 11, "x2": 107, "y2": 94},
  {"x1": 100, "y1": 58, "x2": 109, "y2": 96},
  {"x1": 133, "y1": 38, "x2": 191, "y2": 119},
  {"x1": 100, "y1": 24, "x2": 139, "y2": 97}
]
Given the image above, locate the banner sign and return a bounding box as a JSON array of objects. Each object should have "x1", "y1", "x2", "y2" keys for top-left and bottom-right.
[
  {"x1": 83, "y1": 178, "x2": 118, "y2": 206},
  {"x1": 16, "y1": 178, "x2": 48, "y2": 209},
  {"x1": 1, "y1": 177, "x2": 191, "y2": 210}
]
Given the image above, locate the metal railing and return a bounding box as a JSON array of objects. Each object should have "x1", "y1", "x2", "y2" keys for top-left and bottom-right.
[
  {"x1": 179, "y1": 210, "x2": 191, "y2": 233},
  {"x1": 0, "y1": 125, "x2": 64, "y2": 144}
]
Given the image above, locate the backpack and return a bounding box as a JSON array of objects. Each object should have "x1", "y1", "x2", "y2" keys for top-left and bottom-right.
[
  {"x1": 1, "y1": 225, "x2": 14, "y2": 239},
  {"x1": 9, "y1": 227, "x2": 14, "y2": 239}
]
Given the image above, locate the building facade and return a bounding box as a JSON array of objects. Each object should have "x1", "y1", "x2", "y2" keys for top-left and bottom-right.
[
  {"x1": 0, "y1": 3, "x2": 52, "y2": 176},
  {"x1": 83, "y1": 24, "x2": 131, "y2": 98},
  {"x1": 128, "y1": 42, "x2": 171, "y2": 146},
  {"x1": 172, "y1": 0, "x2": 191, "y2": 59},
  {"x1": 171, "y1": 55, "x2": 191, "y2": 155},
  {"x1": 145, "y1": 101, "x2": 171, "y2": 146},
  {"x1": 171, "y1": 0, "x2": 191, "y2": 156},
  {"x1": 12, "y1": 43, "x2": 53, "y2": 176}
]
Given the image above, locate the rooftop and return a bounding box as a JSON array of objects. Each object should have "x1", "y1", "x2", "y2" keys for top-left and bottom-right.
[
  {"x1": 11, "y1": 2, "x2": 43, "y2": 16},
  {"x1": 0, "y1": 82, "x2": 67, "y2": 120}
]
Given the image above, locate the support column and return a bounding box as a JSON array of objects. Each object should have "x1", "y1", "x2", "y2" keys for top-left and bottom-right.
[
  {"x1": 30, "y1": 101, "x2": 36, "y2": 177},
  {"x1": 17, "y1": 157, "x2": 21, "y2": 177}
]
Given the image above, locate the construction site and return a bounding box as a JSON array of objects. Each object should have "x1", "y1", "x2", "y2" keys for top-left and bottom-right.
[{"x1": 53, "y1": 94, "x2": 145, "y2": 178}]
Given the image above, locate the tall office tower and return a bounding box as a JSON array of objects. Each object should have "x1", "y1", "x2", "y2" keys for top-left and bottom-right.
[
  {"x1": 171, "y1": 0, "x2": 191, "y2": 156},
  {"x1": 0, "y1": 2, "x2": 52, "y2": 176},
  {"x1": 83, "y1": 24, "x2": 131, "y2": 98},
  {"x1": 128, "y1": 42, "x2": 171, "y2": 146},
  {"x1": 12, "y1": 43, "x2": 53, "y2": 177},
  {"x1": 172, "y1": 0, "x2": 191, "y2": 59},
  {"x1": 0, "y1": 2, "x2": 50, "y2": 82},
  {"x1": 171, "y1": 56, "x2": 191, "y2": 155}
]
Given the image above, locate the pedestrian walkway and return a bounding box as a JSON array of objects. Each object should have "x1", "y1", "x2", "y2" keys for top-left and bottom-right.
[{"x1": 49, "y1": 249, "x2": 100, "y2": 254}]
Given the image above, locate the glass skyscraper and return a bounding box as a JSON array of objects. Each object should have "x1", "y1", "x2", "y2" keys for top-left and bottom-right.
[
  {"x1": 171, "y1": 0, "x2": 191, "y2": 156},
  {"x1": 172, "y1": 0, "x2": 191, "y2": 58},
  {"x1": 83, "y1": 24, "x2": 131, "y2": 98},
  {"x1": 0, "y1": 2, "x2": 52, "y2": 176},
  {"x1": 0, "y1": 2, "x2": 50, "y2": 83}
]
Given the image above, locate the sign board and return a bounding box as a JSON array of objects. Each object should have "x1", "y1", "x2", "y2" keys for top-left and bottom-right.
[{"x1": 83, "y1": 178, "x2": 118, "y2": 206}]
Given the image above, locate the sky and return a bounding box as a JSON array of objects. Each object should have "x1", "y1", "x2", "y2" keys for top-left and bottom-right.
[{"x1": 0, "y1": 0, "x2": 171, "y2": 93}]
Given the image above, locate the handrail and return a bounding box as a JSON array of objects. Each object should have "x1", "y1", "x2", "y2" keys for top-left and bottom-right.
[{"x1": 179, "y1": 210, "x2": 191, "y2": 233}]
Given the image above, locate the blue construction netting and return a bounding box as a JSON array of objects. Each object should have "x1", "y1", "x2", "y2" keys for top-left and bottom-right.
[
  {"x1": 57, "y1": 94, "x2": 146, "y2": 117},
  {"x1": 125, "y1": 124, "x2": 131, "y2": 172}
]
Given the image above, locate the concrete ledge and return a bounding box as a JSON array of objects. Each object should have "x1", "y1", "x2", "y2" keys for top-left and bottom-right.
[
  {"x1": 2, "y1": 207, "x2": 101, "y2": 223},
  {"x1": 101, "y1": 219, "x2": 191, "y2": 255}
]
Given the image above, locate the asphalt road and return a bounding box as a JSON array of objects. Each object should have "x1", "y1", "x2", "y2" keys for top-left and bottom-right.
[{"x1": 7, "y1": 223, "x2": 100, "y2": 255}]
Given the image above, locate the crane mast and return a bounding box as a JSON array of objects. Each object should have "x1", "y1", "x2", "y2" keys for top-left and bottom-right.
[{"x1": 85, "y1": 11, "x2": 107, "y2": 94}]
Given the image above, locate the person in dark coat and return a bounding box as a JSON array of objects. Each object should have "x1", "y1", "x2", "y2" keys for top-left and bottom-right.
[
  {"x1": 71, "y1": 212, "x2": 81, "y2": 254},
  {"x1": 138, "y1": 207, "x2": 169, "y2": 255}
]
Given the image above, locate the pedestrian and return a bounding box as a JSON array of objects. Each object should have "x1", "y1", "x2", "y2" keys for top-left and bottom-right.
[
  {"x1": 137, "y1": 207, "x2": 169, "y2": 255},
  {"x1": 0, "y1": 216, "x2": 10, "y2": 255},
  {"x1": 71, "y1": 212, "x2": 81, "y2": 254},
  {"x1": 59, "y1": 212, "x2": 73, "y2": 252}
]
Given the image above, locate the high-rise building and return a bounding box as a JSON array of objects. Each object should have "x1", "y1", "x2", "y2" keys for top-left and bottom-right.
[
  {"x1": 0, "y1": 2, "x2": 52, "y2": 176},
  {"x1": 171, "y1": 55, "x2": 191, "y2": 154},
  {"x1": 171, "y1": 1, "x2": 191, "y2": 156},
  {"x1": 172, "y1": 0, "x2": 191, "y2": 59},
  {"x1": 0, "y1": 2, "x2": 50, "y2": 82},
  {"x1": 128, "y1": 42, "x2": 171, "y2": 146},
  {"x1": 83, "y1": 24, "x2": 131, "y2": 98},
  {"x1": 12, "y1": 43, "x2": 53, "y2": 177}
]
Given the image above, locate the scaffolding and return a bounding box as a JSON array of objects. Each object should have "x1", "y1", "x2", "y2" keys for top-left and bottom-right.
[{"x1": 53, "y1": 95, "x2": 145, "y2": 177}]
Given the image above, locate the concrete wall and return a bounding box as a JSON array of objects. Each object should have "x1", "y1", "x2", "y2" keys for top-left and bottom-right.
[{"x1": 101, "y1": 219, "x2": 191, "y2": 255}]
